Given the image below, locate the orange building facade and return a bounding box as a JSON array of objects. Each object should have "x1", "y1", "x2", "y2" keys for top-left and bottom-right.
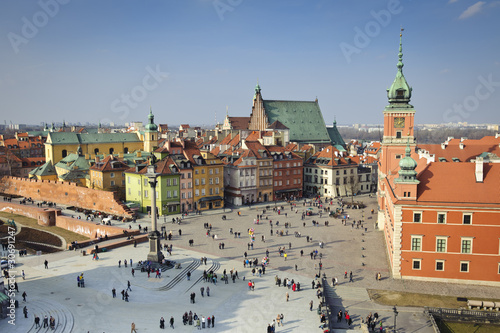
[{"x1": 378, "y1": 32, "x2": 500, "y2": 286}]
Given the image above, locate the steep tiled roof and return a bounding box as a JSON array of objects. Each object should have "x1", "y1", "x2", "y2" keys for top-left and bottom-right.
[
  {"x1": 263, "y1": 100, "x2": 331, "y2": 143},
  {"x1": 306, "y1": 145, "x2": 353, "y2": 167},
  {"x1": 416, "y1": 162, "x2": 500, "y2": 205},
  {"x1": 90, "y1": 155, "x2": 129, "y2": 172},
  {"x1": 228, "y1": 117, "x2": 250, "y2": 130},
  {"x1": 268, "y1": 120, "x2": 288, "y2": 130}
]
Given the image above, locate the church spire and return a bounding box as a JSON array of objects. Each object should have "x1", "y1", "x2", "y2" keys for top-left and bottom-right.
[
  {"x1": 387, "y1": 28, "x2": 412, "y2": 104},
  {"x1": 145, "y1": 107, "x2": 158, "y2": 131}
]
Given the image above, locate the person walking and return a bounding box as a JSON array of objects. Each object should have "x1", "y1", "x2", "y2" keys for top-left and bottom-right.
[
  {"x1": 286, "y1": 292, "x2": 289, "y2": 302},
  {"x1": 112, "y1": 288, "x2": 116, "y2": 298},
  {"x1": 118, "y1": 260, "x2": 121, "y2": 268},
  {"x1": 309, "y1": 300, "x2": 313, "y2": 311},
  {"x1": 170, "y1": 316, "x2": 174, "y2": 329},
  {"x1": 22, "y1": 291, "x2": 27, "y2": 302},
  {"x1": 160, "y1": 317, "x2": 165, "y2": 329},
  {"x1": 43, "y1": 315, "x2": 48, "y2": 328},
  {"x1": 23, "y1": 306, "x2": 28, "y2": 318},
  {"x1": 131, "y1": 322, "x2": 137, "y2": 333},
  {"x1": 34, "y1": 315, "x2": 40, "y2": 328},
  {"x1": 127, "y1": 280, "x2": 132, "y2": 291},
  {"x1": 44, "y1": 260, "x2": 48, "y2": 269},
  {"x1": 349, "y1": 271, "x2": 353, "y2": 283}
]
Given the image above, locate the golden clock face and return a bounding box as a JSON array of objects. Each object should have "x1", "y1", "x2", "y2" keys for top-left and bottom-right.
[{"x1": 394, "y1": 117, "x2": 405, "y2": 128}]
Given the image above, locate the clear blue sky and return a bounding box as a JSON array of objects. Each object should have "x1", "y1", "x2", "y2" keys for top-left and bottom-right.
[{"x1": 1, "y1": 0, "x2": 499, "y2": 127}]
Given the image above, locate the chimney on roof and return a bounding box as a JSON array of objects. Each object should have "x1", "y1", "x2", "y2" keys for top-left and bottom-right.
[
  {"x1": 495, "y1": 133, "x2": 499, "y2": 139},
  {"x1": 459, "y1": 142, "x2": 464, "y2": 149},
  {"x1": 460, "y1": 137, "x2": 467, "y2": 142},
  {"x1": 95, "y1": 156, "x2": 100, "y2": 163},
  {"x1": 475, "y1": 157, "x2": 484, "y2": 183}
]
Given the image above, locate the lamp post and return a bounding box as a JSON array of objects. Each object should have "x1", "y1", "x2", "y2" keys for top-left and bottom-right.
[
  {"x1": 393, "y1": 305, "x2": 398, "y2": 333},
  {"x1": 145, "y1": 164, "x2": 164, "y2": 263}
]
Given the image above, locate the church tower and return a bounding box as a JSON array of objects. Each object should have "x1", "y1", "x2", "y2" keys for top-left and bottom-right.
[
  {"x1": 380, "y1": 29, "x2": 416, "y2": 177},
  {"x1": 248, "y1": 82, "x2": 269, "y2": 131},
  {"x1": 144, "y1": 108, "x2": 158, "y2": 153}
]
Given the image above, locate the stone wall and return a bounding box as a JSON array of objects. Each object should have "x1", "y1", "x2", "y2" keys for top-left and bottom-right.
[{"x1": 0, "y1": 176, "x2": 133, "y2": 218}]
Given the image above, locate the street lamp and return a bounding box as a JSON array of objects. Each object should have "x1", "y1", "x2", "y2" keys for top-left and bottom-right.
[
  {"x1": 393, "y1": 305, "x2": 398, "y2": 333},
  {"x1": 145, "y1": 164, "x2": 164, "y2": 263}
]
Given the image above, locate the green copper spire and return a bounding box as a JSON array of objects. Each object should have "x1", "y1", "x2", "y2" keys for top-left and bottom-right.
[
  {"x1": 145, "y1": 107, "x2": 158, "y2": 131},
  {"x1": 254, "y1": 81, "x2": 261, "y2": 99},
  {"x1": 395, "y1": 137, "x2": 419, "y2": 183},
  {"x1": 387, "y1": 28, "x2": 412, "y2": 103}
]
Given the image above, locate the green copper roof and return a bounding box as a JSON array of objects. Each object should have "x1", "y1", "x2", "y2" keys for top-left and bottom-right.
[
  {"x1": 387, "y1": 30, "x2": 412, "y2": 104},
  {"x1": 47, "y1": 132, "x2": 141, "y2": 145},
  {"x1": 55, "y1": 153, "x2": 91, "y2": 171},
  {"x1": 29, "y1": 160, "x2": 56, "y2": 177},
  {"x1": 327, "y1": 122, "x2": 346, "y2": 147},
  {"x1": 145, "y1": 108, "x2": 158, "y2": 132},
  {"x1": 395, "y1": 140, "x2": 419, "y2": 184},
  {"x1": 263, "y1": 100, "x2": 331, "y2": 143}
]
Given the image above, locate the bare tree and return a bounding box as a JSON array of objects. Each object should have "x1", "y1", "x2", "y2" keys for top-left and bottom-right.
[{"x1": 345, "y1": 175, "x2": 360, "y2": 204}]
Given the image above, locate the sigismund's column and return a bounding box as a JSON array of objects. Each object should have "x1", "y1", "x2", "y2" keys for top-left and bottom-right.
[{"x1": 145, "y1": 164, "x2": 164, "y2": 263}]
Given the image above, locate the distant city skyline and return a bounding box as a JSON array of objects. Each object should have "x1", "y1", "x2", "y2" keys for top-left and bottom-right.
[{"x1": 1, "y1": 1, "x2": 499, "y2": 126}]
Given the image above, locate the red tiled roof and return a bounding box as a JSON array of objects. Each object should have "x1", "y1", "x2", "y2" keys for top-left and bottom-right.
[
  {"x1": 228, "y1": 117, "x2": 250, "y2": 130},
  {"x1": 419, "y1": 136, "x2": 500, "y2": 162},
  {"x1": 416, "y1": 162, "x2": 500, "y2": 205}
]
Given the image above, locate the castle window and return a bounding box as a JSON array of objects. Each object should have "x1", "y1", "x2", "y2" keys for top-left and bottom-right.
[
  {"x1": 460, "y1": 261, "x2": 469, "y2": 273},
  {"x1": 435, "y1": 260, "x2": 445, "y2": 271},
  {"x1": 62, "y1": 149, "x2": 67, "y2": 158},
  {"x1": 396, "y1": 131, "x2": 402, "y2": 139},
  {"x1": 109, "y1": 148, "x2": 114, "y2": 154},
  {"x1": 463, "y1": 213, "x2": 472, "y2": 225},
  {"x1": 412, "y1": 259, "x2": 421, "y2": 270}
]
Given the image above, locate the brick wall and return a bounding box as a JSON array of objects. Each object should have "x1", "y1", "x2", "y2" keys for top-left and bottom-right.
[
  {"x1": 55, "y1": 215, "x2": 129, "y2": 239},
  {"x1": 0, "y1": 176, "x2": 133, "y2": 218},
  {"x1": 0, "y1": 202, "x2": 58, "y2": 226}
]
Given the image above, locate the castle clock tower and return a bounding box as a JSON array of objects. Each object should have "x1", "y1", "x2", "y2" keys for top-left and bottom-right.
[{"x1": 380, "y1": 29, "x2": 416, "y2": 177}]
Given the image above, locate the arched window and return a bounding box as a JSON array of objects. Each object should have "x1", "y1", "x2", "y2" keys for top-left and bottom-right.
[
  {"x1": 62, "y1": 149, "x2": 67, "y2": 158},
  {"x1": 109, "y1": 148, "x2": 114, "y2": 154},
  {"x1": 94, "y1": 148, "x2": 99, "y2": 155},
  {"x1": 124, "y1": 147, "x2": 129, "y2": 154}
]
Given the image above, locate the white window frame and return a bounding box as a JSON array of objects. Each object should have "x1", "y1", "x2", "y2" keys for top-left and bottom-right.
[
  {"x1": 436, "y1": 237, "x2": 448, "y2": 253},
  {"x1": 412, "y1": 259, "x2": 421, "y2": 270},
  {"x1": 435, "y1": 260, "x2": 445, "y2": 272},
  {"x1": 413, "y1": 211, "x2": 422, "y2": 223},
  {"x1": 437, "y1": 212, "x2": 447, "y2": 224},
  {"x1": 463, "y1": 213, "x2": 472, "y2": 225},
  {"x1": 411, "y1": 235, "x2": 423, "y2": 252},
  {"x1": 461, "y1": 237, "x2": 473, "y2": 254},
  {"x1": 460, "y1": 261, "x2": 469, "y2": 273}
]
